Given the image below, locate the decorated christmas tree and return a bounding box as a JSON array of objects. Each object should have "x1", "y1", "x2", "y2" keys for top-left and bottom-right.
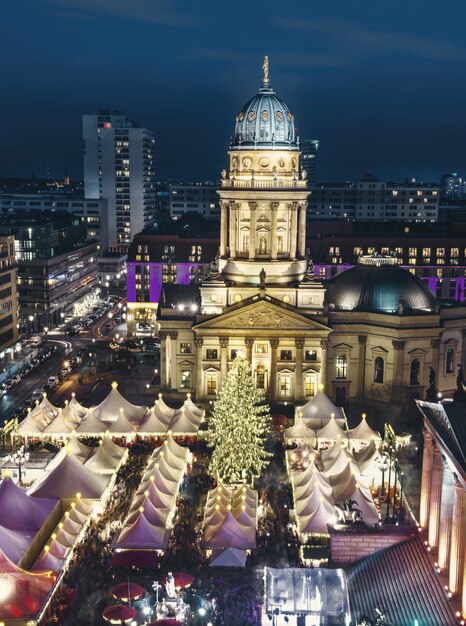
[{"x1": 208, "y1": 353, "x2": 271, "y2": 483}]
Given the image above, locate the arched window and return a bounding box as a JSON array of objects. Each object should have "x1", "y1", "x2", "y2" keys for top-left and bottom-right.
[
  {"x1": 410, "y1": 359, "x2": 420, "y2": 385},
  {"x1": 374, "y1": 357, "x2": 384, "y2": 383},
  {"x1": 336, "y1": 354, "x2": 348, "y2": 379},
  {"x1": 446, "y1": 348, "x2": 455, "y2": 374}
]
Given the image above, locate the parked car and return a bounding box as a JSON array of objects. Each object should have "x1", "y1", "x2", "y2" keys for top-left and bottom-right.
[
  {"x1": 31, "y1": 388, "x2": 43, "y2": 401},
  {"x1": 48, "y1": 376, "x2": 59, "y2": 386}
]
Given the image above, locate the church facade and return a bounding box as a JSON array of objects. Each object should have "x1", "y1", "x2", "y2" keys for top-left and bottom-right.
[{"x1": 157, "y1": 60, "x2": 466, "y2": 405}]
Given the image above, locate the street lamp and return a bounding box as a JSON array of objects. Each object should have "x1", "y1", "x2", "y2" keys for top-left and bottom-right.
[{"x1": 7, "y1": 446, "x2": 30, "y2": 485}]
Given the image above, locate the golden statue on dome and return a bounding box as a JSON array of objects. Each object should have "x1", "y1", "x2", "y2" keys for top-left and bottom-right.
[{"x1": 263, "y1": 55, "x2": 269, "y2": 84}]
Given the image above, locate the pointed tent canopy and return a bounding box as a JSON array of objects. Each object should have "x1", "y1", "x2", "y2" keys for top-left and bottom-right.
[
  {"x1": 153, "y1": 393, "x2": 178, "y2": 425},
  {"x1": 135, "y1": 481, "x2": 173, "y2": 509},
  {"x1": 0, "y1": 549, "x2": 56, "y2": 621},
  {"x1": 204, "y1": 511, "x2": 256, "y2": 549},
  {"x1": 316, "y1": 416, "x2": 348, "y2": 440},
  {"x1": 18, "y1": 405, "x2": 51, "y2": 434},
  {"x1": 68, "y1": 393, "x2": 88, "y2": 418},
  {"x1": 138, "y1": 407, "x2": 169, "y2": 435},
  {"x1": 297, "y1": 497, "x2": 337, "y2": 535},
  {"x1": 90, "y1": 381, "x2": 147, "y2": 425},
  {"x1": 84, "y1": 442, "x2": 122, "y2": 473},
  {"x1": 43, "y1": 408, "x2": 75, "y2": 434},
  {"x1": 328, "y1": 464, "x2": 369, "y2": 503},
  {"x1": 182, "y1": 393, "x2": 205, "y2": 419},
  {"x1": 291, "y1": 460, "x2": 327, "y2": 488},
  {"x1": 28, "y1": 452, "x2": 108, "y2": 499},
  {"x1": 284, "y1": 414, "x2": 316, "y2": 443},
  {"x1": 346, "y1": 484, "x2": 380, "y2": 524},
  {"x1": 0, "y1": 475, "x2": 58, "y2": 531},
  {"x1": 101, "y1": 433, "x2": 127, "y2": 459},
  {"x1": 33, "y1": 549, "x2": 65, "y2": 571},
  {"x1": 348, "y1": 415, "x2": 381, "y2": 442},
  {"x1": 168, "y1": 406, "x2": 202, "y2": 435},
  {"x1": 209, "y1": 547, "x2": 247, "y2": 567},
  {"x1": 66, "y1": 433, "x2": 94, "y2": 461},
  {"x1": 126, "y1": 498, "x2": 169, "y2": 528},
  {"x1": 0, "y1": 524, "x2": 34, "y2": 564},
  {"x1": 297, "y1": 390, "x2": 346, "y2": 425},
  {"x1": 295, "y1": 484, "x2": 335, "y2": 516},
  {"x1": 39, "y1": 394, "x2": 60, "y2": 419},
  {"x1": 117, "y1": 512, "x2": 169, "y2": 549},
  {"x1": 107, "y1": 408, "x2": 137, "y2": 434},
  {"x1": 76, "y1": 409, "x2": 110, "y2": 434}
]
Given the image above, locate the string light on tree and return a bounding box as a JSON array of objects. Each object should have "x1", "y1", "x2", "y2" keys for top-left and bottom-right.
[{"x1": 207, "y1": 354, "x2": 271, "y2": 484}]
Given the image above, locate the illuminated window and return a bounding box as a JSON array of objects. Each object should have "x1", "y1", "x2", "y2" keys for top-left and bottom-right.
[
  {"x1": 408, "y1": 248, "x2": 417, "y2": 257},
  {"x1": 279, "y1": 375, "x2": 292, "y2": 397},
  {"x1": 446, "y1": 348, "x2": 455, "y2": 374},
  {"x1": 422, "y1": 248, "x2": 431, "y2": 257},
  {"x1": 437, "y1": 247, "x2": 445, "y2": 257},
  {"x1": 410, "y1": 359, "x2": 420, "y2": 385},
  {"x1": 305, "y1": 350, "x2": 317, "y2": 361},
  {"x1": 451, "y1": 248, "x2": 459, "y2": 257},
  {"x1": 206, "y1": 349, "x2": 218, "y2": 360},
  {"x1": 280, "y1": 350, "x2": 292, "y2": 361},
  {"x1": 305, "y1": 377, "x2": 316, "y2": 396},
  {"x1": 329, "y1": 246, "x2": 340, "y2": 256},
  {"x1": 409, "y1": 258, "x2": 416, "y2": 265},
  {"x1": 277, "y1": 236, "x2": 284, "y2": 253},
  {"x1": 180, "y1": 369, "x2": 191, "y2": 389},
  {"x1": 423, "y1": 257, "x2": 430, "y2": 265},
  {"x1": 374, "y1": 357, "x2": 384, "y2": 383},
  {"x1": 437, "y1": 258, "x2": 445, "y2": 265},
  {"x1": 206, "y1": 374, "x2": 217, "y2": 395},
  {"x1": 336, "y1": 354, "x2": 348, "y2": 379},
  {"x1": 353, "y1": 247, "x2": 363, "y2": 257},
  {"x1": 255, "y1": 343, "x2": 268, "y2": 354},
  {"x1": 381, "y1": 247, "x2": 389, "y2": 255},
  {"x1": 395, "y1": 247, "x2": 403, "y2": 256},
  {"x1": 180, "y1": 343, "x2": 192, "y2": 354},
  {"x1": 242, "y1": 234, "x2": 249, "y2": 252},
  {"x1": 437, "y1": 269, "x2": 443, "y2": 278}
]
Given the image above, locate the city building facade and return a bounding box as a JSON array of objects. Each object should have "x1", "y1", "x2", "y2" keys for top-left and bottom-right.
[
  {"x1": 309, "y1": 176, "x2": 439, "y2": 221},
  {"x1": 156, "y1": 63, "x2": 466, "y2": 406},
  {"x1": 0, "y1": 212, "x2": 98, "y2": 332},
  {"x1": 169, "y1": 182, "x2": 220, "y2": 220},
  {"x1": 300, "y1": 139, "x2": 319, "y2": 185},
  {"x1": 83, "y1": 110, "x2": 156, "y2": 249},
  {"x1": 0, "y1": 236, "x2": 20, "y2": 364}
]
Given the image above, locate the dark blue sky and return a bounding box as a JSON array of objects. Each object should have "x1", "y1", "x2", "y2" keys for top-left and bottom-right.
[{"x1": 2, "y1": 0, "x2": 466, "y2": 183}]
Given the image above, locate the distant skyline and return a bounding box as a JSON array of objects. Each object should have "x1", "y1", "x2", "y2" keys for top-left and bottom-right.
[{"x1": 2, "y1": 1, "x2": 466, "y2": 183}]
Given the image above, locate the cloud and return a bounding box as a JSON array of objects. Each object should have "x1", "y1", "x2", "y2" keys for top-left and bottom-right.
[
  {"x1": 41, "y1": 0, "x2": 199, "y2": 27},
  {"x1": 278, "y1": 18, "x2": 466, "y2": 63}
]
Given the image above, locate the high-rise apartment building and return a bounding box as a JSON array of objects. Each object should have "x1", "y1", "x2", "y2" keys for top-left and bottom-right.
[
  {"x1": 301, "y1": 139, "x2": 319, "y2": 185},
  {"x1": 0, "y1": 236, "x2": 19, "y2": 363},
  {"x1": 440, "y1": 172, "x2": 466, "y2": 199},
  {"x1": 83, "y1": 110, "x2": 156, "y2": 250},
  {"x1": 169, "y1": 182, "x2": 220, "y2": 220}
]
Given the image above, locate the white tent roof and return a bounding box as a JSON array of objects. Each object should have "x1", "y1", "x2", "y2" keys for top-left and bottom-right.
[
  {"x1": 328, "y1": 464, "x2": 368, "y2": 503},
  {"x1": 107, "y1": 409, "x2": 136, "y2": 434},
  {"x1": 169, "y1": 406, "x2": 202, "y2": 434},
  {"x1": 84, "y1": 443, "x2": 122, "y2": 473},
  {"x1": 75, "y1": 409, "x2": 110, "y2": 434},
  {"x1": 0, "y1": 524, "x2": 34, "y2": 564},
  {"x1": 297, "y1": 391, "x2": 345, "y2": 423},
  {"x1": 117, "y1": 512, "x2": 169, "y2": 549},
  {"x1": 183, "y1": 394, "x2": 204, "y2": 418},
  {"x1": 33, "y1": 549, "x2": 65, "y2": 571},
  {"x1": 18, "y1": 405, "x2": 51, "y2": 434},
  {"x1": 135, "y1": 481, "x2": 174, "y2": 509},
  {"x1": 90, "y1": 382, "x2": 147, "y2": 424},
  {"x1": 28, "y1": 452, "x2": 108, "y2": 499},
  {"x1": 138, "y1": 407, "x2": 169, "y2": 434},
  {"x1": 125, "y1": 498, "x2": 169, "y2": 528},
  {"x1": 101, "y1": 434, "x2": 127, "y2": 460},
  {"x1": 348, "y1": 416, "x2": 381, "y2": 441},
  {"x1": 316, "y1": 416, "x2": 347, "y2": 440},
  {"x1": 295, "y1": 484, "x2": 334, "y2": 516},
  {"x1": 43, "y1": 409, "x2": 75, "y2": 434},
  {"x1": 209, "y1": 547, "x2": 247, "y2": 567},
  {"x1": 297, "y1": 497, "x2": 336, "y2": 535},
  {"x1": 153, "y1": 394, "x2": 177, "y2": 425},
  {"x1": 284, "y1": 416, "x2": 316, "y2": 442},
  {"x1": 39, "y1": 395, "x2": 60, "y2": 419},
  {"x1": 0, "y1": 476, "x2": 58, "y2": 531},
  {"x1": 345, "y1": 485, "x2": 380, "y2": 525},
  {"x1": 68, "y1": 394, "x2": 88, "y2": 418},
  {"x1": 64, "y1": 434, "x2": 94, "y2": 461},
  {"x1": 204, "y1": 511, "x2": 256, "y2": 549}
]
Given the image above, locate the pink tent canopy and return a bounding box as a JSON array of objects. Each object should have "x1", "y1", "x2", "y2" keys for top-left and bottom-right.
[
  {"x1": 0, "y1": 476, "x2": 58, "y2": 531},
  {"x1": 28, "y1": 452, "x2": 108, "y2": 499},
  {"x1": 117, "y1": 512, "x2": 168, "y2": 549}
]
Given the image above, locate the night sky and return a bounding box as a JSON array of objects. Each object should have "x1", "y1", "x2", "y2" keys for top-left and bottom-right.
[{"x1": 2, "y1": 0, "x2": 466, "y2": 183}]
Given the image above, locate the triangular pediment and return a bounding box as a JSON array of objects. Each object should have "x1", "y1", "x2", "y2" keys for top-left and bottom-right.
[{"x1": 194, "y1": 296, "x2": 330, "y2": 332}]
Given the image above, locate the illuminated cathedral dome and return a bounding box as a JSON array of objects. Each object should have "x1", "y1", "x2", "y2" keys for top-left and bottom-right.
[
  {"x1": 328, "y1": 255, "x2": 437, "y2": 314},
  {"x1": 232, "y1": 57, "x2": 297, "y2": 151}
]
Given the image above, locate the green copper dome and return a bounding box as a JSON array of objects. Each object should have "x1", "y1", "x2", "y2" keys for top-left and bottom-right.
[
  {"x1": 328, "y1": 256, "x2": 437, "y2": 314},
  {"x1": 232, "y1": 57, "x2": 297, "y2": 151}
]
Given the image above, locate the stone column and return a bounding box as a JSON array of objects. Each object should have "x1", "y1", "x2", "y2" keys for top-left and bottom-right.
[
  {"x1": 462, "y1": 544, "x2": 466, "y2": 619},
  {"x1": 357, "y1": 335, "x2": 367, "y2": 398},
  {"x1": 219, "y1": 337, "x2": 228, "y2": 389},
  {"x1": 295, "y1": 339, "x2": 304, "y2": 400},
  {"x1": 269, "y1": 339, "x2": 279, "y2": 401},
  {"x1": 168, "y1": 331, "x2": 178, "y2": 390},
  {"x1": 249, "y1": 202, "x2": 257, "y2": 260},
  {"x1": 289, "y1": 202, "x2": 298, "y2": 260},
  {"x1": 220, "y1": 201, "x2": 228, "y2": 257},
  {"x1": 431, "y1": 338, "x2": 440, "y2": 378},
  {"x1": 419, "y1": 430, "x2": 434, "y2": 528},
  {"x1": 392, "y1": 340, "x2": 406, "y2": 385},
  {"x1": 438, "y1": 461, "x2": 456, "y2": 570},
  {"x1": 428, "y1": 447, "x2": 444, "y2": 547},
  {"x1": 159, "y1": 331, "x2": 169, "y2": 389},
  {"x1": 245, "y1": 338, "x2": 254, "y2": 364},
  {"x1": 320, "y1": 340, "x2": 329, "y2": 390},
  {"x1": 270, "y1": 202, "x2": 279, "y2": 260},
  {"x1": 194, "y1": 337, "x2": 203, "y2": 399},
  {"x1": 297, "y1": 203, "x2": 307, "y2": 258},
  {"x1": 229, "y1": 203, "x2": 237, "y2": 259},
  {"x1": 449, "y1": 481, "x2": 466, "y2": 593}
]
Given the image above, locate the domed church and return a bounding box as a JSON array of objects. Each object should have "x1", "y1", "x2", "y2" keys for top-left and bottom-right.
[{"x1": 157, "y1": 59, "x2": 466, "y2": 405}]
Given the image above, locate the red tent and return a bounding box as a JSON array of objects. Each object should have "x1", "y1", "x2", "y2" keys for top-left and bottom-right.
[
  {"x1": 148, "y1": 620, "x2": 182, "y2": 626},
  {"x1": 102, "y1": 604, "x2": 137, "y2": 624},
  {"x1": 161, "y1": 571, "x2": 194, "y2": 589},
  {"x1": 0, "y1": 549, "x2": 56, "y2": 621},
  {"x1": 111, "y1": 582, "x2": 145, "y2": 602},
  {"x1": 111, "y1": 550, "x2": 158, "y2": 568}
]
